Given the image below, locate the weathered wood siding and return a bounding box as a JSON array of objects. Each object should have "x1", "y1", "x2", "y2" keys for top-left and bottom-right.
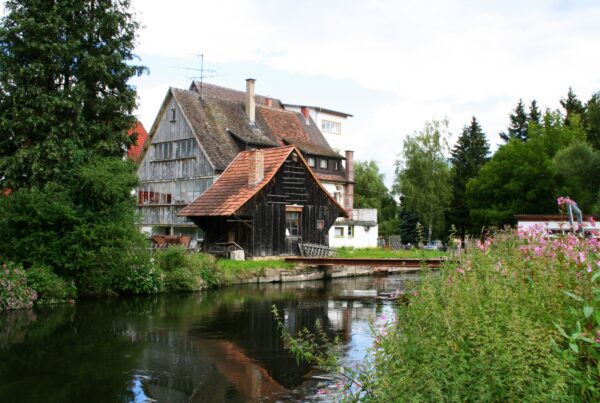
[
  {"x1": 137, "y1": 94, "x2": 216, "y2": 227},
  {"x1": 192, "y1": 155, "x2": 342, "y2": 256}
]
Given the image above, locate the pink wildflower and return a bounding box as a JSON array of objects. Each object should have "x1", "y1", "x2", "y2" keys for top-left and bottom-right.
[
  {"x1": 596, "y1": 331, "x2": 600, "y2": 344},
  {"x1": 456, "y1": 267, "x2": 465, "y2": 274},
  {"x1": 589, "y1": 216, "x2": 596, "y2": 227}
]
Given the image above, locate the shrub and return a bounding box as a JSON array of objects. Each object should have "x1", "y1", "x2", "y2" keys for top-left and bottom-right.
[
  {"x1": 368, "y1": 227, "x2": 599, "y2": 401},
  {"x1": 154, "y1": 248, "x2": 221, "y2": 291},
  {"x1": 0, "y1": 262, "x2": 37, "y2": 310},
  {"x1": 112, "y1": 249, "x2": 164, "y2": 295},
  {"x1": 26, "y1": 265, "x2": 76, "y2": 303}
]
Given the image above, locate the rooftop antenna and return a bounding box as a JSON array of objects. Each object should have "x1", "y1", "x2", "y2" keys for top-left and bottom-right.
[{"x1": 172, "y1": 53, "x2": 217, "y2": 99}]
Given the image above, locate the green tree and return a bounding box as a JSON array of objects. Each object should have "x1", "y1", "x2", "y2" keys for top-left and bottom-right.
[
  {"x1": 553, "y1": 142, "x2": 600, "y2": 213},
  {"x1": 0, "y1": 0, "x2": 146, "y2": 190},
  {"x1": 467, "y1": 111, "x2": 585, "y2": 229},
  {"x1": 0, "y1": 1, "x2": 148, "y2": 296},
  {"x1": 354, "y1": 160, "x2": 398, "y2": 236},
  {"x1": 560, "y1": 87, "x2": 585, "y2": 127},
  {"x1": 500, "y1": 99, "x2": 528, "y2": 142},
  {"x1": 584, "y1": 92, "x2": 600, "y2": 150},
  {"x1": 449, "y1": 117, "x2": 490, "y2": 240},
  {"x1": 529, "y1": 100, "x2": 542, "y2": 126},
  {"x1": 393, "y1": 119, "x2": 452, "y2": 240}
]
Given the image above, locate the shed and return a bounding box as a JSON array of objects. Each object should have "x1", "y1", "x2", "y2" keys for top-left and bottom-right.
[{"x1": 178, "y1": 146, "x2": 347, "y2": 256}]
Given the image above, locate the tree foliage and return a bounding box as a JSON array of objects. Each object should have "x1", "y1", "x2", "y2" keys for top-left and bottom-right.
[
  {"x1": 0, "y1": 0, "x2": 146, "y2": 190},
  {"x1": 394, "y1": 119, "x2": 452, "y2": 239},
  {"x1": 585, "y1": 92, "x2": 600, "y2": 150},
  {"x1": 353, "y1": 160, "x2": 398, "y2": 236},
  {"x1": 467, "y1": 111, "x2": 586, "y2": 229},
  {"x1": 561, "y1": 87, "x2": 585, "y2": 127},
  {"x1": 449, "y1": 117, "x2": 490, "y2": 238},
  {"x1": 500, "y1": 99, "x2": 528, "y2": 142},
  {"x1": 0, "y1": 0, "x2": 147, "y2": 297}
]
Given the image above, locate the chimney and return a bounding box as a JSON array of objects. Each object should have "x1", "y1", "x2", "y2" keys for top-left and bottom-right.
[
  {"x1": 247, "y1": 149, "x2": 264, "y2": 187},
  {"x1": 343, "y1": 150, "x2": 354, "y2": 209},
  {"x1": 300, "y1": 106, "x2": 310, "y2": 120},
  {"x1": 264, "y1": 98, "x2": 272, "y2": 107},
  {"x1": 245, "y1": 78, "x2": 256, "y2": 125}
]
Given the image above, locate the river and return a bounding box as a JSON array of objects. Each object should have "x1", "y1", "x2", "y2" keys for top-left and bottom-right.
[{"x1": 0, "y1": 273, "x2": 419, "y2": 402}]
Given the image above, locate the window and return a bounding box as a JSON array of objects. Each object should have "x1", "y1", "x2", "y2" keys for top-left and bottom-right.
[
  {"x1": 153, "y1": 139, "x2": 196, "y2": 161},
  {"x1": 316, "y1": 220, "x2": 324, "y2": 230},
  {"x1": 319, "y1": 159, "x2": 329, "y2": 169},
  {"x1": 170, "y1": 108, "x2": 176, "y2": 122},
  {"x1": 308, "y1": 157, "x2": 316, "y2": 167},
  {"x1": 334, "y1": 227, "x2": 344, "y2": 237},
  {"x1": 333, "y1": 161, "x2": 340, "y2": 171},
  {"x1": 347, "y1": 226, "x2": 354, "y2": 237},
  {"x1": 286, "y1": 212, "x2": 301, "y2": 237},
  {"x1": 321, "y1": 120, "x2": 341, "y2": 134}
]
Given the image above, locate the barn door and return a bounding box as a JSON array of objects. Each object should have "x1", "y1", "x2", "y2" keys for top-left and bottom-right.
[{"x1": 285, "y1": 210, "x2": 301, "y2": 255}]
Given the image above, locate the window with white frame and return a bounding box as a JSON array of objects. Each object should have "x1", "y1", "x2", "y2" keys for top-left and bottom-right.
[
  {"x1": 321, "y1": 120, "x2": 341, "y2": 134},
  {"x1": 319, "y1": 159, "x2": 328, "y2": 169},
  {"x1": 334, "y1": 227, "x2": 344, "y2": 237}
]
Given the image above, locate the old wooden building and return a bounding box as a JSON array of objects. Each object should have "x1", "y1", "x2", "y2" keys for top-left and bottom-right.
[
  {"x1": 136, "y1": 79, "x2": 349, "y2": 241},
  {"x1": 178, "y1": 146, "x2": 347, "y2": 257}
]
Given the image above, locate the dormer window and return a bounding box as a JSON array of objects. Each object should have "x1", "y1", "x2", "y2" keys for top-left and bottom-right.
[
  {"x1": 308, "y1": 157, "x2": 316, "y2": 167},
  {"x1": 319, "y1": 159, "x2": 328, "y2": 169}
]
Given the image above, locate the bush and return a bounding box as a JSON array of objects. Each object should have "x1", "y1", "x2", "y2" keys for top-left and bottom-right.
[
  {"x1": 26, "y1": 265, "x2": 76, "y2": 303},
  {"x1": 368, "y1": 228, "x2": 599, "y2": 401},
  {"x1": 0, "y1": 262, "x2": 37, "y2": 310},
  {"x1": 112, "y1": 249, "x2": 164, "y2": 295},
  {"x1": 154, "y1": 247, "x2": 221, "y2": 291}
]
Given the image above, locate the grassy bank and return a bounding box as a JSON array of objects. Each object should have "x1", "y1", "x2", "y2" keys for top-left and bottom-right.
[
  {"x1": 334, "y1": 246, "x2": 447, "y2": 259},
  {"x1": 215, "y1": 258, "x2": 295, "y2": 283}
]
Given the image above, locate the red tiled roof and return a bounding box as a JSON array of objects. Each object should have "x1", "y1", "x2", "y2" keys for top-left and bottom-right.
[
  {"x1": 178, "y1": 145, "x2": 348, "y2": 217},
  {"x1": 317, "y1": 173, "x2": 348, "y2": 183},
  {"x1": 178, "y1": 146, "x2": 295, "y2": 216},
  {"x1": 127, "y1": 121, "x2": 148, "y2": 162}
]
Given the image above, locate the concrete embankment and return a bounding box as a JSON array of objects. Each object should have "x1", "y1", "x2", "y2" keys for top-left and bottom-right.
[{"x1": 229, "y1": 264, "x2": 427, "y2": 285}]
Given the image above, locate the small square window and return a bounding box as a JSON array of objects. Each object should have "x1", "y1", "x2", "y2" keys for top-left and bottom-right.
[
  {"x1": 334, "y1": 227, "x2": 344, "y2": 237},
  {"x1": 319, "y1": 159, "x2": 328, "y2": 169},
  {"x1": 308, "y1": 157, "x2": 316, "y2": 167},
  {"x1": 348, "y1": 226, "x2": 354, "y2": 237}
]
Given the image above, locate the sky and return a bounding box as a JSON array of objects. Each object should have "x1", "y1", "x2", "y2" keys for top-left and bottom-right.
[{"x1": 8, "y1": 1, "x2": 600, "y2": 187}]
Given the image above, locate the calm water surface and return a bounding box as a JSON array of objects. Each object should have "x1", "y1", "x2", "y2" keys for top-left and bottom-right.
[{"x1": 0, "y1": 273, "x2": 419, "y2": 402}]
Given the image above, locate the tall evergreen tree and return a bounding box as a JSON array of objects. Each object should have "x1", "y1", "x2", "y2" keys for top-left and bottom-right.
[
  {"x1": 529, "y1": 100, "x2": 542, "y2": 126},
  {"x1": 584, "y1": 92, "x2": 600, "y2": 150},
  {"x1": 449, "y1": 117, "x2": 490, "y2": 240},
  {"x1": 500, "y1": 99, "x2": 528, "y2": 142},
  {"x1": 0, "y1": 0, "x2": 149, "y2": 295},
  {"x1": 560, "y1": 87, "x2": 585, "y2": 127},
  {"x1": 0, "y1": 0, "x2": 146, "y2": 190}
]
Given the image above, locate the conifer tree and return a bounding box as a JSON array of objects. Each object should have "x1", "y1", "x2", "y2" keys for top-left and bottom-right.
[
  {"x1": 449, "y1": 117, "x2": 490, "y2": 240},
  {"x1": 529, "y1": 100, "x2": 542, "y2": 126},
  {"x1": 500, "y1": 99, "x2": 528, "y2": 142},
  {"x1": 584, "y1": 92, "x2": 600, "y2": 150},
  {"x1": 560, "y1": 87, "x2": 585, "y2": 127},
  {"x1": 0, "y1": 0, "x2": 146, "y2": 190}
]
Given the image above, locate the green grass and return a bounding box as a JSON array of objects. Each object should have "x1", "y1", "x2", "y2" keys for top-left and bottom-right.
[{"x1": 334, "y1": 247, "x2": 447, "y2": 259}]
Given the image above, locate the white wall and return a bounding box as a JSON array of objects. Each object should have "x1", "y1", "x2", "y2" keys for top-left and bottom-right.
[{"x1": 328, "y1": 222, "x2": 379, "y2": 248}]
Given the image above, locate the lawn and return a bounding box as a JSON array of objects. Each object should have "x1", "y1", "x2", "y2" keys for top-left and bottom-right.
[
  {"x1": 334, "y1": 247, "x2": 448, "y2": 259},
  {"x1": 216, "y1": 258, "x2": 295, "y2": 282}
]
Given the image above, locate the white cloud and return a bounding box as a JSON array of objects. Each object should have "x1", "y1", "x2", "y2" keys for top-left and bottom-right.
[{"x1": 131, "y1": 0, "x2": 600, "y2": 184}]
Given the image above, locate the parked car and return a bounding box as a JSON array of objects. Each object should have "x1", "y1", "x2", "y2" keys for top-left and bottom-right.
[{"x1": 423, "y1": 240, "x2": 444, "y2": 251}]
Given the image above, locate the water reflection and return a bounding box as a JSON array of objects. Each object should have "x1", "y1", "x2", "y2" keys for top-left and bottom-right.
[{"x1": 0, "y1": 273, "x2": 419, "y2": 402}]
